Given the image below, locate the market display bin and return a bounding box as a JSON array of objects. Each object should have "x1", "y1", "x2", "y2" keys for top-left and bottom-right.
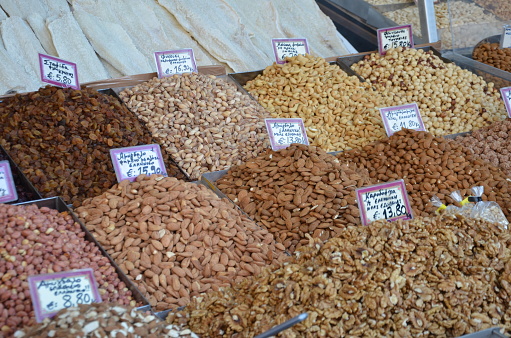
[
  {"x1": 13, "y1": 196, "x2": 151, "y2": 312},
  {"x1": 0, "y1": 144, "x2": 42, "y2": 204}
]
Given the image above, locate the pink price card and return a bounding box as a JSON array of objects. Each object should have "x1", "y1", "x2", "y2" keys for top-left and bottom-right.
[
  {"x1": 272, "y1": 38, "x2": 310, "y2": 64},
  {"x1": 154, "y1": 49, "x2": 197, "y2": 78},
  {"x1": 28, "y1": 268, "x2": 102, "y2": 322},
  {"x1": 377, "y1": 24, "x2": 414, "y2": 55},
  {"x1": 0, "y1": 160, "x2": 18, "y2": 203},
  {"x1": 265, "y1": 118, "x2": 310, "y2": 150},
  {"x1": 110, "y1": 144, "x2": 167, "y2": 183},
  {"x1": 500, "y1": 87, "x2": 511, "y2": 117},
  {"x1": 379, "y1": 102, "x2": 426, "y2": 137},
  {"x1": 356, "y1": 179, "x2": 413, "y2": 226},
  {"x1": 39, "y1": 53, "x2": 80, "y2": 90}
]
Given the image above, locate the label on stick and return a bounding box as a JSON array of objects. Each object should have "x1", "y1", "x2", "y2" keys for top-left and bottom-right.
[
  {"x1": 28, "y1": 268, "x2": 101, "y2": 322},
  {"x1": 154, "y1": 49, "x2": 197, "y2": 78},
  {"x1": 379, "y1": 103, "x2": 426, "y2": 136},
  {"x1": 265, "y1": 118, "x2": 310, "y2": 150},
  {"x1": 501, "y1": 25, "x2": 511, "y2": 49},
  {"x1": 110, "y1": 144, "x2": 167, "y2": 182},
  {"x1": 377, "y1": 25, "x2": 414, "y2": 55},
  {"x1": 501, "y1": 87, "x2": 511, "y2": 117},
  {"x1": 272, "y1": 38, "x2": 310, "y2": 64},
  {"x1": 39, "y1": 53, "x2": 80, "y2": 90},
  {"x1": 356, "y1": 179, "x2": 413, "y2": 226},
  {"x1": 0, "y1": 160, "x2": 17, "y2": 203}
]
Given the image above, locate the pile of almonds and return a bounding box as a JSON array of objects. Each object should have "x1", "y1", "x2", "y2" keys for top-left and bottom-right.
[
  {"x1": 167, "y1": 215, "x2": 511, "y2": 337},
  {"x1": 0, "y1": 86, "x2": 184, "y2": 206},
  {"x1": 119, "y1": 73, "x2": 271, "y2": 180},
  {"x1": 473, "y1": 43, "x2": 511, "y2": 73},
  {"x1": 76, "y1": 175, "x2": 286, "y2": 311},
  {"x1": 15, "y1": 303, "x2": 197, "y2": 337},
  {"x1": 0, "y1": 203, "x2": 135, "y2": 336},
  {"x1": 338, "y1": 129, "x2": 511, "y2": 220},
  {"x1": 215, "y1": 144, "x2": 371, "y2": 253}
]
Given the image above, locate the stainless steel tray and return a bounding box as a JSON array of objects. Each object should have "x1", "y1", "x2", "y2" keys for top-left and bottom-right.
[{"x1": 14, "y1": 197, "x2": 151, "y2": 311}]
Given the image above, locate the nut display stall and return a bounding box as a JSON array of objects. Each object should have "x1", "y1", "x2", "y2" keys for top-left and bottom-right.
[{"x1": 1, "y1": 0, "x2": 511, "y2": 337}]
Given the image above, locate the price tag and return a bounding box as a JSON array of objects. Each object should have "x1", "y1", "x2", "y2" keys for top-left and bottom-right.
[
  {"x1": 377, "y1": 25, "x2": 414, "y2": 55},
  {"x1": 28, "y1": 268, "x2": 101, "y2": 322},
  {"x1": 265, "y1": 118, "x2": 310, "y2": 150},
  {"x1": 379, "y1": 103, "x2": 426, "y2": 137},
  {"x1": 356, "y1": 179, "x2": 413, "y2": 226},
  {"x1": 501, "y1": 87, "x2": 511, "y2": 117},
  {"x1": 154, "y1": 49, "x2": 197, "y2": 78},
  {"x1": 110, "y1": 144, "x2": 167, "y2": 182},
  {"x1": 500, "y1": 25, "x2": 511, "y2": 49},
  {"x1": 272, "y1": 38, "x2": 310, "y2": 64},
  {"x1": 0, "y1": 161, "x2": 18, "y2": 203},
  {"x1": 39, "y1": 53, "x2": 80, "y2": 90}
]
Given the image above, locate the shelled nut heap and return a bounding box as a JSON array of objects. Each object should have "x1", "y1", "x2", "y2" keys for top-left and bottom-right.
[
  {"x1": 76, "y1": 175, "x2": 286, "y2": 311},
  {"x1": 0, "y1": 204, "x2": 136, "y2": 336}
]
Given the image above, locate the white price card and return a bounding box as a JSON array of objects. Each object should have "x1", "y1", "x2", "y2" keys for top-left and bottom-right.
[
  {"x1": 39, "y1": 53, "x2": 80, "y2": 90},
  {"x1": 272, "y1": 38, "x2": 310, "y2": 64},
  {"x1": 110, "y1": 144, "x2": 167, "y2": 183},
  {"x1": 500, "y1": 25, "x2": 511, "y2": 49},
  {"x1": 377, "y1": 25, "x2": 414, "y2": 55},
  {"x1": 356, "y1": 180, "x2": 413, "y2": 226},
  {"x1": 501, "y1": 87, "x2": 511, "y2": 117},
  {"x1": 28, "y1": 268, "x2": 101, "y2": 322},
  {"x1": 265, "y1": 118, "x2": 310, "y2": 150},
  {"x1": 0, "y1": 160, "x2": 17, "y2": 203},
  {"x1": 154, "y1": 49, "x2": 197, "y2": 78},
  {"x1": 379, "y1": 103, "x2": 426, "y2": 137}
]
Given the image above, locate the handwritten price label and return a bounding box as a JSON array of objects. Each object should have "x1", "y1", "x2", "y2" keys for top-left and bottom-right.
[
  {"x1": 272, "y1": 38, "x2": 310, "y2": 64},
  {"x1": 379, "y1": 103, "x2": 426, "y2": 136},
  {"x1": 377, "y1": 25, "x2": 414, "y2": 55},
  {"x1": 154, "y1": 49, "x2": 197, "y2": 78},
  {"x1": 28, "y1": 268, "x2": 101, "y2": 322},
  {"x1": 39, "y1": 53, "x2": 80, "y2": 90},
  {"x1": 0, "y1": 161, "x2": 17, "y2": 203},
  {"x1": 356, "y1": 180, "x2": 413, "y2": 226},
  {"x1": 265, "y1": 118, "x2": 309, "y2": 150},
  {"x1": 110, "y1": 144, "x2": 167, "y2": 183},
  {"x1": 501, "y1": 25, "x2": 511, "y2": 49},
  {"x1": 501, "y1": 87, "x2": 511, "y2": 117}
]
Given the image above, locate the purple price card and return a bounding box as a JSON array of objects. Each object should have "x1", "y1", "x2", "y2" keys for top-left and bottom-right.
[
  {"x1": 39, "y1": 53, "x2": 80, "y2": 90},
  {"x1": 500, "y1": 87, "x2": 511, "y2": 117},
  {"x1": 110, "y1": 144, "x2": 167, "y2": 183},
  {"x1": 272, "y1": 38, "x2": 310, "y2": 64},
  {"x1": 0, "y1": 160, "x2": 18, "y2": 203},
  {"x1": 500, "y1": 25, "x2": 511, "y2": 49},
  {"x1": 28, "y1": 268, "x2": 101, "y2": 322},
  {"x1": 377, "y1": 24, "x2": 414, "y2": 55},
  {"x1": 154, "y1": 49, "x2": 197, "y2": 78},
  {"x1": 379, "y1": 103, "x2": 426, "y2": 137},
  {"x1": 356, "y1": 179, "x2": 413, "y2": 226},
  {"x1": 265, "y1": 118, "x2": 310, "y2": 150}
]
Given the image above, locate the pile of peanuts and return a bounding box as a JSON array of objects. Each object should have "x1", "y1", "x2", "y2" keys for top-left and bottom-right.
[
  {"x1": 215, "y1": 144, "x2": 371, "y2": 253},
  {"x1": 119, "y1": 73, "x2": 271, "y2": 180},
  {"x1": 76, "y1": 175, "x2": 286, "y2": 311},
  {"x1": 475, "y1": 0, "x2": 511, "y2": 20},
  {"x1": 338, "y1": 129, "x2": 511, "y2": 220},
  {"x1": 15, "y1": 303, "x2": 198, "y2": 338},
  {"x1": 351, "y1": 48, "x2": 507, "y2": 136},
  {"x1": 0, "y1": 203, "x2": 135, "y2": 336},
  {"x1": 455, "y1": 118, "x2": 511, "y2": 178},
  {"x1": 167, "y1": 215, "x2": 511, "y2": 337},
  {"x1": 244, "y1": 54, "x2": 386, "y2": 152},
  {"x1": 473, "y1": 43, "x2": 511, "y2": 73},
  {"x1": 0, "y1": 86, "x2": 184, "y2": 206}
]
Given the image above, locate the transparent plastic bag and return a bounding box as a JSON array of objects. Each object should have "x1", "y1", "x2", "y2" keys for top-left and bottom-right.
[
  {"x1": 430, "y1": 195, "x2": 447, "y2": 215},
  {"x1": 469, "y1": 186, "x2": 509, "y2": 229},
  {"x1": 449, "y1": 190, "x2": 472, "y2": 217}
]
